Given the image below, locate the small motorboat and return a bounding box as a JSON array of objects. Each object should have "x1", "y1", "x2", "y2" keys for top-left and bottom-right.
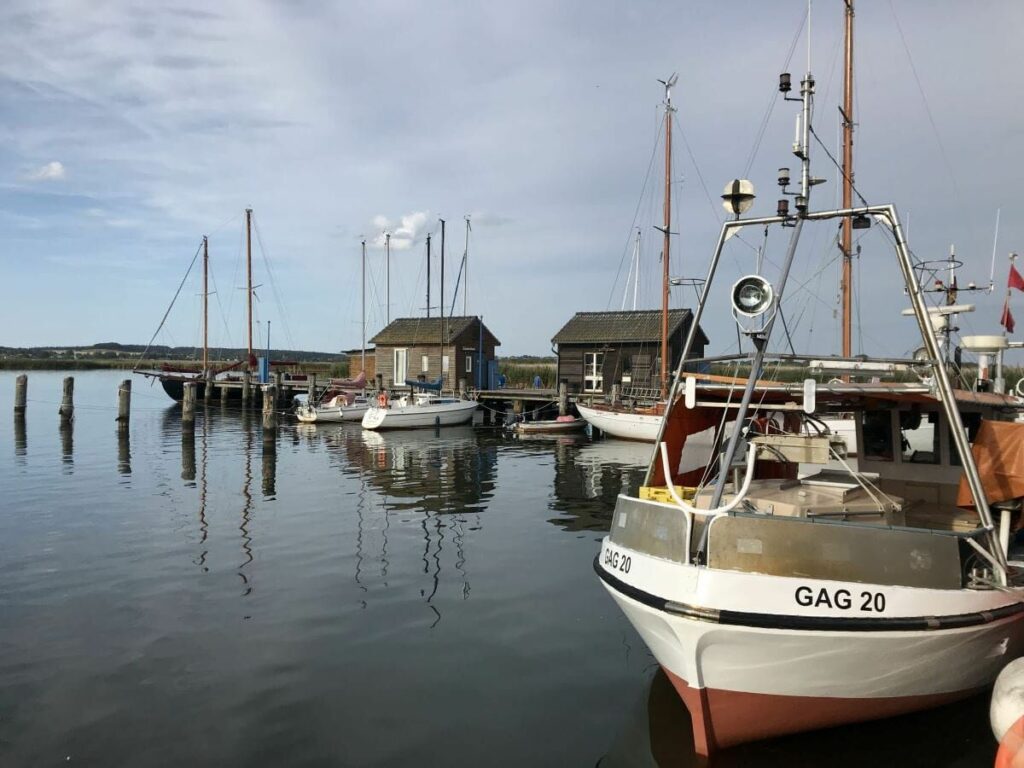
[
  {"x1": 361, "y1": 391, "x2": 477, "y2": 430},
  {"x1": 295, "y1": 391, "x2": 371, "y2": 423},
  {"x1": 512, "y1": 415, "x2": 588, "y2": 435}
]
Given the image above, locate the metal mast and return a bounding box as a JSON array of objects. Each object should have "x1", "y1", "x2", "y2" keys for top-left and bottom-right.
[
  {"x1": 840, "y1": 0, "x2": 855, "y2": 357},
  {"x1": 440, "y1": 218, "x2": 447, "y2": 387},
  {"x1": 245, "y1": 208, "x2": 253, "y2": 370},
  {"x1": 385, "y1": 232, "x2": 391, "y2": 325},
  {"x1": 361, "y1": 239, "x2": 367, "y2": 374},
  {"x1": 202, "y1": 235, "x2": 209, "y2": 374},
  {"x1": 463, "y1": 215, "x2": 471, "y2": 316},
  {"x1": 657, "y1": 74, "x2": 678, "y2": 401},
  {"x1": 426, "y1": 233, "x2": 432, "y2": 318}
]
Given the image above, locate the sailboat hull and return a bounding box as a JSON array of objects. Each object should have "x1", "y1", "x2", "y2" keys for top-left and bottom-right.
[
  {"x1": 576, "y1": 402, "x2": 664, "y2": 442},
  {"x1": 361, "y1": 399, "x2": 478, "y2": 430},
  {"x1": 596, "y1": 539, "x2": 1024, "y2": 755}
]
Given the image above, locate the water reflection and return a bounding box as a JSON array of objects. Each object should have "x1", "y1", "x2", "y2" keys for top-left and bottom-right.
[
  {"x1": 239, "y1": 411, "x2": 254, "y2": 597},
  {"x1": 117, "y1": 430, "x2": 132, "y2": 477},
  {"x1": 59, "y1": 420, "x2": 73, "y2": 473},
  {"x1": 196, "y1": 413, "x2": 209, "y2": 570},
  {"x1": 14, "y1": 414, "x2": 26, "y2": 462},
  {"x1": 261, "y1": 432, "x2": 276, "y2": 499},
  {"x1": 548, "y1": 439, "x2": 649, "y2": 531},
  {"x1": 181, "y1": 429, "x2": 196, "y2": 484}
]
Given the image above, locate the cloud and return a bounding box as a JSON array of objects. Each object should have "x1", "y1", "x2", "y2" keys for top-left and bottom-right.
[
  {"x1": 23, "y1": 160, "x2": 66, "y2": 181},
  {"x1": 370, "y1": 211, "x2": 429, "y2": 251}
]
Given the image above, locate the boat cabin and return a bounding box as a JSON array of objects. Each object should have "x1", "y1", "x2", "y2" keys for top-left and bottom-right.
[{"x1": 551, "y1": 309, "x2": 707, "y2": 397}]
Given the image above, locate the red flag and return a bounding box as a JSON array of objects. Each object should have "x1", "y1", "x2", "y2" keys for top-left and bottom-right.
[
  {"x1": 1002, "y1": 300, "x2": 1016, "y2": 334},
  {"x1": 1009, "y1": 264, "x2": 1024, "y2": 292}
]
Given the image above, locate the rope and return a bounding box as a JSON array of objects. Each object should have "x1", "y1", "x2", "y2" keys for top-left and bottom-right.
[{"x1": 136, "y1": 240, "x2": 204, "y2": 370}]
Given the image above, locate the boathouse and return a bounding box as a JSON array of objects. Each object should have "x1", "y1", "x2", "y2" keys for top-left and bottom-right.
[
  {"x1": 343, "y1": 348, "x2": 376, "y2": 380},
  {"x1": 551, "y1": 309, "x2": 707, "y2": 395},
  {"x1": 369, "y1": 316, "x2": 500, "y2": 390}
]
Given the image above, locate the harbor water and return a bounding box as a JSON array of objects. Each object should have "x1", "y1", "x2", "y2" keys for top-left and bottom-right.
[{"x1": 0, "y1": 371, "x2": 999, "y2": 766}]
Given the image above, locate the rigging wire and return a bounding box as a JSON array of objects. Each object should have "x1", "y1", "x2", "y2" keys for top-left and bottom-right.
[
  {"x1": 252, "y1": 214, "x2": 297, "y2": 351},
  {"x1": 136, "y1": 240, "x2": 204, "y2": 368}
]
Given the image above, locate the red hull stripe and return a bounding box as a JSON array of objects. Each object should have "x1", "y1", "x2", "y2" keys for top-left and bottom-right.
[
  {"x1": 664, "y1": 668, "x2": 980, "y2": 755},
  {"x1": 594, "y1": 555, "x2": 1024, "y2": 631}
]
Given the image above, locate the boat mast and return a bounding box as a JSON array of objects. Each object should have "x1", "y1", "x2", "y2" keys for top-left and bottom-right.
[
  {"x1": 658, "y1": 74, "x2": 677, "y2": 401},
  {"x1": 440, "y1": 218, "x2": 446, "y2": 387},
  {"x1": 361, "y1": 239, "x2": 367, "y2": 375},
  {"x1": 463, "y1": 215, "x2": 471, "y2": 316},
  {"x1": 245, "y1": 208, "x2": 253, "y2": 371},
  {"x1": 202, "y1": 235, "x2": 209, "y2": 375},
  {"x1": 840, "y1": 0, "x2": 855, "y2": 357},
  {"x1": 426, "y1": 233, "x2": 432, "y2": 318},
  {"x1": 385, "y1": 232, "x2": 391, "y2": 325}
]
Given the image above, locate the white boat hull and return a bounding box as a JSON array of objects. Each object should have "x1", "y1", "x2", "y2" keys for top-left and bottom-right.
[
  {"x1": 597, "y1": 539, "x2": 1024, "y2": 755},
  {"x1": 576, "y1": 402, "x2": 663, "y2": 442},
  {"x1": 361, "y1": 398, "x2": 477, "y2": 430},
  {"x1": 295, "y1": 401, "x2": 370, "y2": 423}
]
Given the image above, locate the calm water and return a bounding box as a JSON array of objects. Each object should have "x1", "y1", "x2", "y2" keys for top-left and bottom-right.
[{"x1": 0, "y1": 371, "x2": 998, "y2": 766}]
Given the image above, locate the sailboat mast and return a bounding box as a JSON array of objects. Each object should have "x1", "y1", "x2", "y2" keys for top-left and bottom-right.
[
  {"x1": 440, "y1": 218, "x2": 446, "y2": 386},
  {"x1": 660, "y1": 76, "x2": 676, "y2": 401},
  {"x1": 463, "y1": 216, "x2": 470, "y2": 316},
  {"x1": 245, "y1": 208, "x2": 253, "y2": 370},
  {"x1": 361, "y1": 239, "x2": 367, "y2": 374},
  {"x1": 202, "y1": 235, "x2": 209, "y2": 374},
  {"x1": 633, "y1": 228, "x2": 641, "y2": 311},
  {"x1": 840, "y1": 0, "x2": 855, "y2": 357},
  {"x1": 385, "y1": 232, "x2": 391, "y2": 325},
  {"x1": 426, "y1": 233, "x2": 432, "y2": 319}
]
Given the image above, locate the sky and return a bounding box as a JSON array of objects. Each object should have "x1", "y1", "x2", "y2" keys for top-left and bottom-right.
[{"x1": 1, "y1": 0, "x2": 1022, "y2": 359}]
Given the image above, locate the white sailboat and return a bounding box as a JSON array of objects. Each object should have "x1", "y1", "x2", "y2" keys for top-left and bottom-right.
[{"x1": 595, "y1": 15, "x2": 1024, "y2": 757}]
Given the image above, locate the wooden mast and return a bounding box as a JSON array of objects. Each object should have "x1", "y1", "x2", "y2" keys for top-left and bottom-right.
[
  {"x1": 659, "y1": 75, "x2": 676, "y2": 401},
  {"x1": 840, "y1": 0, "x2": 855, "y2": 357},
  {"x1": 245, "y1": 208, "x2": 253, "y2": 370},
  {"x1": 202, "y1": 235, "x2": 209, "y2": 375},
  {"x1": 385, "y1": 232, "x2": 391, "y2": 324},
  {"x1": 463, "y1": 216, "x2": 470, "y2": 316}
]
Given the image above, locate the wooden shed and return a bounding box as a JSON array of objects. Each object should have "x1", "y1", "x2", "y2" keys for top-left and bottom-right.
[
  {"x1": 369, "y1": 316, "x2": 500, "y2": 390},
  {"x1": 551, "y1": 309, "x2": 707, "y2": 395}
]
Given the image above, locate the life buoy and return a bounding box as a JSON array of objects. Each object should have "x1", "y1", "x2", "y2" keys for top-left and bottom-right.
[{"x1": 377, "y1": 392, "x2": 389, "y2": 407}]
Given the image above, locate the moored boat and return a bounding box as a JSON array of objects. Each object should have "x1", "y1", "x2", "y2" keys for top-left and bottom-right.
[
  {"x1": 512, "y1": 415, "x2": 588, "y2": 435},
  {"x1": 361, "y1": 391, "x2": 477, "y2": 430},
  {"x1": 594, "y1": 28, "x2": 1024, "y2": 757}
]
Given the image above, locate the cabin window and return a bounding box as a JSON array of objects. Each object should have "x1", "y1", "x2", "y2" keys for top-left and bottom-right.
[
  {"x1": 900, "y1": 410, "x2": 939, "y2": 464},
  {"x1": 465, "y1": 356, "x2": 472, "y2": 373},
  {"x1": 394, "y1": 348, "x2": 408, "y2": 383},
  {"x1": 583, "y1": 352, "x2": 604, "y2": 392},
  {"x1": 949, "y1": 412, "x2": 983, "y2": 466},
  {"x1": 862, "y1": 410, "x2": 895, "y2": 461},
  {"x1": 421, "y1": 355, "x2": 429, "y2": 372}
]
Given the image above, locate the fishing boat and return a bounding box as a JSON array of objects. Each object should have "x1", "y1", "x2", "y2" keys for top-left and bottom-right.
[
  {"x1": 511, "y1": 415, "x2": 588, "y2": 435},
  {"x1": 594, "y1": 16, "x2": 1024, "y2": 756}
]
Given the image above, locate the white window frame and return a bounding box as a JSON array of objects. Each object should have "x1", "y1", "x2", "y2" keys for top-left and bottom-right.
[
  {"x1": 465, "y1": 355, "x2": 473, "y2": 373},
  {"x1": 442, "y1": 355, "x2": 450, "y2": 373},
  {"x1": 583, "y1": 352, "x2": 604, "y2": 393},
  {"x1": 394, "y1": 348, "x2": 408, "y2": 383},
  {"x1": 421, "y1": 354, "x2": 429, "y2": 372}
]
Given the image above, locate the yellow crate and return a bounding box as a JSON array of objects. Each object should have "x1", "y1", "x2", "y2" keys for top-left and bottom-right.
[{"x1": 639, "y1": 485, "x2": 697, "y2": 503}]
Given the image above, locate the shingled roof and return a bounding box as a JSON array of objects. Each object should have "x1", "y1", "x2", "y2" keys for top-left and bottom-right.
[
  {"x1": 369, "y1": 316, "x2": 500, "y2": 346},
  {"x1": 551, "y1": 309, "x2": 707, "y2": 345}
]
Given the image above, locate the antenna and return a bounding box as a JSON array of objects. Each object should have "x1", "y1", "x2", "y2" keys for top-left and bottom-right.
[
  {"x1": 807, "y1": 0, "x2": 812, "y2": 73},
  {"x1": 989, "y1": 208, "x2": 1001, "y2": 289}
]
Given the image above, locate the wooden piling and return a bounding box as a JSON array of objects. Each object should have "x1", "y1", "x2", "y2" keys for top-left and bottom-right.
[
  {"x1": 262, "y1": 385, "x2": 278, "y2": 431},
  {"x1": 116, "y1": 379, "x2": 131, "y2": 429},
  {"x1": 558, "y1": 382, "x2": 568, "y2": 417},
  {"x1": 58, "y1": 376, "x2": 74, "y2": 423},
  {"x1": 274, "y1": 370, "x2": 283, "y2": 398},
  {"x1": 14, "y1": 374, "x2": 27, "y2": 414},
  {"x1": 117, "y1": 430, "x2": 131, "y2": 476},
  {"x1": 220, "y1": 380, "x2": 229, "y2": 405},
  {"x1": 182, "y1": 382, "x2": 196, "y2": 426},
  {"x1": 308, "y1": 374, "x2": 317, "y2": 405},
  {"x1": 241, "y1": 371, "x2": 251, "y2": 406}
]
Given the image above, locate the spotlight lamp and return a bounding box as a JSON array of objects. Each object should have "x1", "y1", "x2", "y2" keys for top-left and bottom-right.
[{"x1": 731, "y1": 275, "x2": 775, "y2": 318}]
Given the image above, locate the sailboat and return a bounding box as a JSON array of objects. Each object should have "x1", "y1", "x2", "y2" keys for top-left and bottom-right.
[
  {"x1": 576, "y1": 74, "x2": 685, "y2": 442},
  {"x1": 595, "y1": 12, "x2": 1024, "y2": 757},
  {"x1": 139, "y1": 209, "x2": 261, "y2": 401},
  {"x1": 361, "y1": 218, "x2": 478, "y2": 430}
]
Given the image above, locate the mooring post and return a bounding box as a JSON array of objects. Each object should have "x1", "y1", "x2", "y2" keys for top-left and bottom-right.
[
  {"x1": 558, "y1": 382, "x2": 568, "y2": 417},
  {"x1": 274, "y1": 370, "x2": 283, "y2": 400},
  {"x1": 182, "y1": 382, "x2": 196, "y2": 427},
  {"x1": 241, "y1": 371, "x2": 251, "y2": 407},
  {"x1": 220, "y1": 380, "x2": 229, "y2": 405},
  {"x1": 116, "y1": 379, "x2": 131, "y2": 430},
  {"x1": 204, "y1": 371, "x2": 213, "y2": 403},
  {"x1": 14, "y1": 374, "x2": 27, "y2": 414},
  {"x1": 308, "y1": 373, "x2": 317, "y2": 406},
  {"x1": 58, "y1": 376, "x2": 74, "y2": 423},
  {"x1": 513, "y1": 398, "x2": 523, "y2": 417},
  {"x1": 262, "y1": 384, "x2": 278, "y2": 432}
]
